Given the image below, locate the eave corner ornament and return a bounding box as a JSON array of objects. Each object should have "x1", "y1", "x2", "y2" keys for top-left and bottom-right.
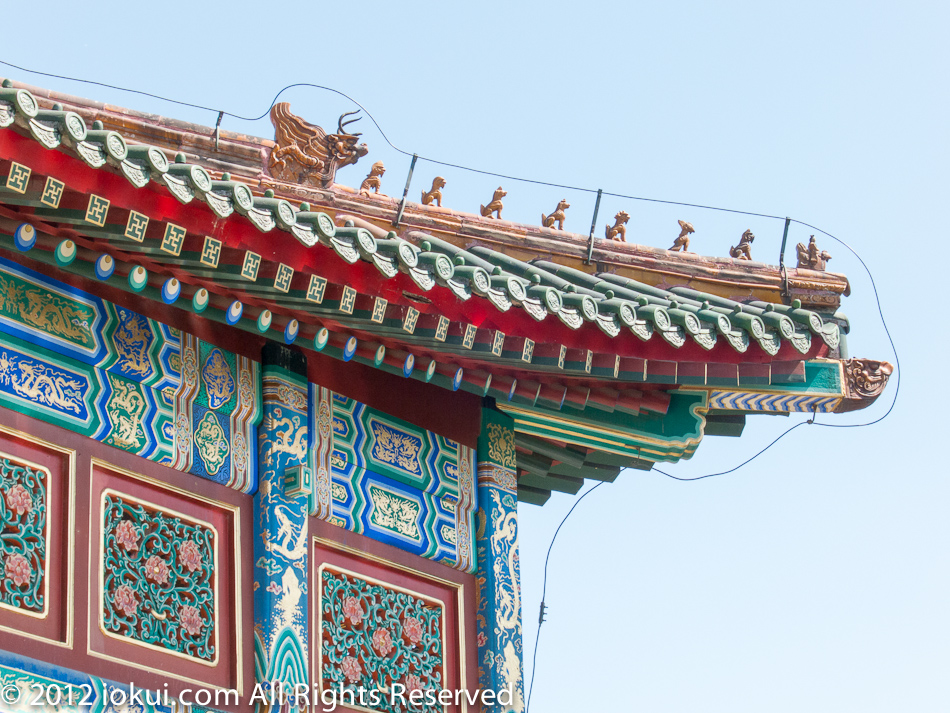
[
  {"x1": 269, "y1": 103, "x2": 369, "y2": 187},
  {"x1": 838, "y1": 358, "x2": 894, "y2": 412}
]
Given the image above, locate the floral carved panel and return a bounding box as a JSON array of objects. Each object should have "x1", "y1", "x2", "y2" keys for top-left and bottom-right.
[
  {"x1": 319, "y1": 565, "x2": 445, "y2": 712},
  {"x1": 99, "y1": 490, "x2": 217, "y2": 664},
  {"x1": 0, "y1": 454, "x2": 48, "y2": 617}
]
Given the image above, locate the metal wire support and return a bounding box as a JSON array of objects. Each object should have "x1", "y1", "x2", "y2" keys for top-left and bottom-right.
[
  {"x1": 393, "y1": 153, "x2": 418, "y2": 228},
  {"x1": 585, "y1": 188, "x2": 603, "y2": 265},
  {"x1": 213, "y1": 111, "x2": 224, "y2": 151},
  {"x1": 779, "y1": 216, "x2": 791, "y2": 302}
]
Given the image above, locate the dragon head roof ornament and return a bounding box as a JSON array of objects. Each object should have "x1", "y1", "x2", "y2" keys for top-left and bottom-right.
[{"x1": 268, "y1": 103, "x2": 369, "y2": 187}]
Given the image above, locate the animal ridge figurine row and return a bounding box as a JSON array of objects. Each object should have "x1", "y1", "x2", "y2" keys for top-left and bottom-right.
[{"x1": 346, "y1": 159, "x2": 824, "y2": 267}]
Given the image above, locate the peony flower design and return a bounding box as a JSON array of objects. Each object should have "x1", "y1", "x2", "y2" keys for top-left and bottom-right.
[
  {"x1": 342, "y1": 596, "x2": 364, "y2": 626},
  {"x1": 5, "y1": 484, "x2": 32, "y2": 517},
  {"x1": 403, "y1": 616, "x2": 424, "y2": 645},
  {"x1": 115, "y1": 520, "x2": 139, "y2": 552},
  {"x1": 179, "y1": 605, "x2": 204, "y2": 636},
  {"x1": 341, "y1": 656, "x2": 362, "y2": 683},
  {"x1": 145, "y1": 555, "x2": 169, "y2": 585},
  {"x1": 178, "y1": 540, "x2": 202, "y2": 572},
  {"x1": 113, "y1": 584, "x2": 138, "y2": 617},
  {"x1": 5, "y1": 553, "x2": 31, "y2": 587},
  {"x1": 404, "y1": 674, "x2": 423, "y2": 697},
  {"x1": 372, "y1": 627, "x2": 394, "y2": 656}
]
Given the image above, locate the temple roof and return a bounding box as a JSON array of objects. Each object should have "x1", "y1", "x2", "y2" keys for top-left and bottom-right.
[{"x1": 0, "y1": 78, "x2": 892, "y2": 504}]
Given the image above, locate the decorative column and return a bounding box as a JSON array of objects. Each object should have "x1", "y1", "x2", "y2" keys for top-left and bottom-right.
[
  {"x1": 476, "y1": 408, "x2": 524, "y2": 712},
  {"x1": 253, "y1": 344, "x2": 310, "y2": 706}
]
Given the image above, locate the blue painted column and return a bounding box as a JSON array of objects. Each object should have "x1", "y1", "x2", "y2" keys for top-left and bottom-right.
[
  {"x1": 476, "y1": 408, "x2": 524, "y2": 712},
  {"x1": 253, "y1": 344, "x2": 310, "y2": 708}
]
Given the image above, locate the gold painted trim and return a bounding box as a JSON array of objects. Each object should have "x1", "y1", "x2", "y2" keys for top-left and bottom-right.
[
  {"x1": 311, "y1": 535, "x2": 469, "y2": 713},
  {"x1": 86, "y1": 457, "x2": 244, "y2": 694},
  {"x1": 0, "y1": 424, "x2": 75, "y2": 649}
]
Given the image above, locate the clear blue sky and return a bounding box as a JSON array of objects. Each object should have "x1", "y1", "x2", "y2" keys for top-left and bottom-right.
[{"x1": 2, "y1": 1, "x2": 945, "y2": 710}]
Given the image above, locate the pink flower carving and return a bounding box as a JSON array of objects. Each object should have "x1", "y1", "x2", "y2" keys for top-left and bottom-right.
[
  {"x1": 5, "y1": 553, "x2": 31, "y2": 587},
  {"x1": 113, "y1": 584, "x2": 138, "y2": 617},
  {"x1": 403, "y1": 616, "x2": 423, "y2": 645},
  {"x1": 341, "y1": 656, "x2": 361, "y2": 683},
  {"x1": 477, "y1": 631, "x2": 488, "y2": 648},
  {"x1": 372, "y1": 627, "x2": 394, "y2": 656},
  {"x1": 145, "y1": 555, "x2": 169, "y2": 585},
  {"x1": 178, "y1": 540, "x2": 202, "y2": 572},
  {"x1": 342, "y1": 596, "x2": 363, "y2": 626},
  {"x1": 5, "y1": 484, "x2": 32, "y2": 516},
  {"x1": 115, "y1": 520, "x2": 139, "y2": 552},
  {"x1": 179, "y1": 605, "x2": 204, "y2": 636},
  {"x1": 404, "y1": 674, "x2": 423, "y2": 697}
]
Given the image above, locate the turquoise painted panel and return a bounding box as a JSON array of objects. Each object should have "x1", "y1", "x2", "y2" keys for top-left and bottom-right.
[
  {"x1": 0, "y1": 256, "x2": 261, "y2": 492},
  {"x1": 317, "y1": 392, "x2": 476, "y2": 573}
]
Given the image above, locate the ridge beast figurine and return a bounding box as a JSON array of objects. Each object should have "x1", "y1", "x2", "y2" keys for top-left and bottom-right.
[
  {"x1": 541, "y1": 199, "x2": 571, "y2": 230},
  {"x1": 669, "y1": 220, "x2": 695, "y2": 252},
  {"x1": 480, "y1": 187, "x2": 507, "y2": 219},
  {"x1": 421, "y1": 177, "x2": 446, "y2": 206},
  {"x1": 729, "y1": 229, "x2": 755, "y2": 260}
]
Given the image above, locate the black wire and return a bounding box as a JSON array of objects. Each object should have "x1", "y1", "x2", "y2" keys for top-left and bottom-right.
[
  {"x1": 790, "y1": 220, "x2": 901, "y2": 428},
  {"x1": 525, "y1": 481, "x2": 604, "y2": 713},
  {"x1": 4, "y1": 55, "x2": 904, "y2": 707},
  {"x1": 1, "y1": 59, "x2": 788, "y2": 221},
  {"x1": 654, "y1": 220, "x2": 900, "y2": 482},
  {"x1": 654, "y1": 420, "x2": 812, "y2": 481},
  {"x1": 603, "y1": 190, "x2": 785, "y2": 220}
]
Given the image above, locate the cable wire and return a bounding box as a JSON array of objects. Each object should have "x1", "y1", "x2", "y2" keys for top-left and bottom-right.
[
  {"x1": 790, "y1": 220, "x2": 901, "y2": 428},
  {"x1": 0, "y1": 59, "x2": 788, "y2": 221},
  {"x1": 3, "y1": 57, "x2": 903, "y2": 709},
  {"x1": 525, "y1": 481, "x2": 604, "y2": 713},
  {"x1": 651, "y1": 220, "x2": 899, "y2": 482}
]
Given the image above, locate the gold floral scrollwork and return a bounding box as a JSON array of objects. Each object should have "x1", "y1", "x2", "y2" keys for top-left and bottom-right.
[
  {"x1": 106, "y1": 376, "x2": 147, "y2": 450},
  {"x1": 194, "y1": 411, "x2": 229, "y2": 475},
  {"x1": 201, "y1": 349, "x2": 234, "y2": 410},
  {"x1": 0, "y1": 271, "x2": 96, "y2": 348},
  {"x1": 486, "y1": 422, "x2": 517, "y2": 470},
  {"x1": 0, "y1": 349, "x2": 87, "y2": 416},
  {"x1": 369, "y1": 486, "x2": 420, "y2": 540},
  {"x1": 260, "y1": 407, "x2": 307, "y2": 466},
  {"x1": 317, "y1": 399, "x2": 332, "y2": 438},
  {"x1": 112, "y1": 309, "x2": 153, "y2": 378},
  {"x1": 276, "y1": 383, "x2": 307, "y2": 411},
  {"x1": 369, "y1": 420, "x2": 423, "y2": 477}
]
